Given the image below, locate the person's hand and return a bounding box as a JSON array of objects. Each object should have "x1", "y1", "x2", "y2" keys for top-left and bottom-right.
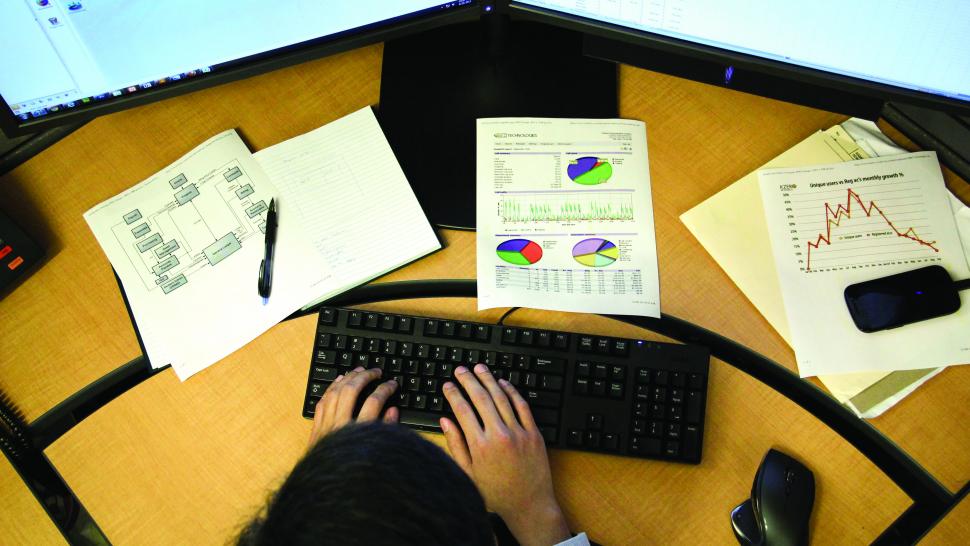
[
  {"x1": 441, "y1": 364, "x2": 571, "y2": 546},
  {"x1": 308, "y1": 366, "x2": 399, "y2": 447}
]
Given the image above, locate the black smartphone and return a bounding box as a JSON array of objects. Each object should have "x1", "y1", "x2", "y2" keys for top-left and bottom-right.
[{"x1": 844, "y1": 265, "x2": 962, "y2": 333}]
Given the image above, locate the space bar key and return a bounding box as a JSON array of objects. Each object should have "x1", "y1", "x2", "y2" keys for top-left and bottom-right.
[{"x1": 398, "y1": 409, "x2": 444, "y2": 431}]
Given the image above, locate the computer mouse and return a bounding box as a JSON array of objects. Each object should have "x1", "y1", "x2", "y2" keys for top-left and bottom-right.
[{"x1": 731, "y1": 448, "x2": 815, "y2": 546}]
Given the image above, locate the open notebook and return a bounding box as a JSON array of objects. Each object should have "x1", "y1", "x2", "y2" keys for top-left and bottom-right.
[{"x1": 85, "y1": 107, "x2": 440, "y2": 379}]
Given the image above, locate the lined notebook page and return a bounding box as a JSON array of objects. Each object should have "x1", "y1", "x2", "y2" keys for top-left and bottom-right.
[{"x1": 253, "y1": 107, "x2": 440, "y2": 307}]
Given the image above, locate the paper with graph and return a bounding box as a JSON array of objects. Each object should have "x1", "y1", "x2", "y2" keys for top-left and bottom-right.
[
  {"x1": 476, "y1": 118, "x2": 661, "y2": 317},
  {"x1": 759, "y1": 151, "x2": 970, "y2": 377}
]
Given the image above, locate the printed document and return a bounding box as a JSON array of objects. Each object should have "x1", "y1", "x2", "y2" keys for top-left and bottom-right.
[
  {"x1": 759, "y1": 152, "x2": 970, "y2": 377},
  {"x1": 476, "y1": 118, "x2": 660, "y2": 317}
]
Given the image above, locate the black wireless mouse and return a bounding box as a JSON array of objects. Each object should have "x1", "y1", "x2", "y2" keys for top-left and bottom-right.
[{"x1": 731, "y1": 449, "x2": 815, "y2": 546}]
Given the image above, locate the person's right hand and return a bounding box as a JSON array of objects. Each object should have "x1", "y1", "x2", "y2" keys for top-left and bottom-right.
[{"x1": 441, "y1": 364, "x2": 571, "y2": 546}]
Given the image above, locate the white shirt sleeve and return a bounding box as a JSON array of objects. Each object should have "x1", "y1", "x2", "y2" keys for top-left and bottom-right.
[{"x1": 554, "y1": 532, "x2": 591, "y2": 546}]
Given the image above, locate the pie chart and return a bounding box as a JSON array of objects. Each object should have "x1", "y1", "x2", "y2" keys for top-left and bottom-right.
[
  {"x1": 496, "y1": 239, "x2": 543, "y2": 265},
  {"x1": 567, "y1": 156, "x2": 612, "y2": 185},
  {"x1": 572, "y1": 238, "x2": 618, "y2": 267}
]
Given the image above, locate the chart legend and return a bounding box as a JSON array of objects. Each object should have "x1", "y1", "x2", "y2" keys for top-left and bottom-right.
[
  {"x1": 496, "y1": 239, "x2": 543, "y2": 265},
  {"x1": 572, "y1": 238, "x2": 618, "y2": 267},
  {"x1": 567, "y1": 157, "x2": 613, "y2": 185}
]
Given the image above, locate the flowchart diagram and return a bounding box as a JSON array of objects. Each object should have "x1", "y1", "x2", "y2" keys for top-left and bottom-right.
[{"x1": 110, "y1": 161, "x2": 268, "y2": 295}]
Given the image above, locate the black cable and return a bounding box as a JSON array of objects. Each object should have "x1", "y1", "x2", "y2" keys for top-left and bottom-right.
[
  {"x1": 954, "y1": 278, "x2": 970, "y2": 291},
  {"x1": 496, "y1": 307, "x2": 520, "y2": 325}
]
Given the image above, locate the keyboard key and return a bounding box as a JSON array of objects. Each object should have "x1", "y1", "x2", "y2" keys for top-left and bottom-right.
[
  {"x1": 314, "y1": 349, "x2": 337, "y2": 365},
  {"x1": 405, "y1": 376, "x2": 420, "y2": 392},
  {"x1": 432, "y1": 346, "x2": 447, "y2": 360},
  {"x1": 338, "y1": 352, "x2": 353, "y2": 367},
  {"x1": 424, "y1": 319, "x2": 440, "y2": 336},
  {"x1": 381, "y1": 315, "x2": 396, "y2": 330},
  {"x1": 651, "y1": 403, "x2": 665, "y2": 419},
  {"x1": 515, "y1": 354, "x2": 532, "y2": 370},
  {"x1": 568, "y1": 429, "x2": 583, "y2": 446},
  {"x1": 366, "y1": 338, "x2": 381, "y2": 353},
  {"x1": 535, "y1": 331, "x2": 551, "y2": 347},
  {"x1": 595, "y1": 338, "x2": 610, "y2": 354},
  {"x1": 540, "y1": 427, "x2": 558, "y2": 444},
  {"x1": 448, "y1": 347, "x2": 464, "y2": 363},
  {"x1": 397, "y1": 409, "x2": 442, "y2": 429},
  {"x1": 592, "y1": 380, "x2": 606, "y2": 396},
  {"x1": 654, "y1": 370, "x2": 669, "y2": 386},
  {"x1": 482, "y1": 351, "x2": 497, "y2": 366},
  {"x1": 397, "y1": 316, "x2": 413, "y2": 334},
  {"x1": 399, "y1": 342, "x2": 413, "y2": 357},
  {"x1": 334, "y1": 335, "x2": 348, "y2": 350},
  {"x1": 587, "y1": 414, "x2": 603, "y2": 430},
  {"x1": 649, "y1": 420, "x2": 663, "y2": 437},
  {"x1": 389, "y1": 358, "x2": 404, "y2": 373},
  {"x1": 354, "y1": 354, "x2": 370, "y2": 367},
  {"x1": 602, "y1": 433, "x2": 619, "y2": 451},
  {"x1": 636, "y1": 368, "x2": 650, "y2": 384},
  {"x1": 593, "y1": 364, "x2": 608, "y2": 379},
  {"x1": 534, "y1": 357, "x2": 565, "y2": 374},
  {"x1": 612, "y1": 339, "x2": 630, "y2": 356},
  {"x1": 437, "y1": 362, "x2": 454, "y2": 379},
  {"x1": 501, "y1": 327, "x2": 517, "y2": 344},
  {"x1": 441, "y1": 321, "x2": 456, "y2": 337},
  {"x1": 509, "y1": 371, "x2": 522, "y2": 387},
  {"x1": 683, "y1": 424, "x2": 701, "y2": 460},
  {"x1": 652, "y1": 387, "x2": 666, "y2": 403},
  {"x1": 499, "y1": 353, "x2": 514, "y2": 368},
  {"x1": 423, "y1": 378, "x2": 438, "y2": 393},
  {"x1": 465, "y1": 350, "x2": 481, "y2": 364},
  {"x1": 519, "y1": 330, "x2": 535, "y2": 345},
  {"x1": 671, "y1": 371, "x2": 686, "y2": 388},
  {"x1": 532, "y1": 407, "x2": 560, "y2": 426},
  {"x1": 458, "y1": 323, "x2": 473, "y2": 339},
  {"x1": 688, "y1": 373, "x2": 705, "y2": 390},
  {"x1": 350, "y1": 336, "x2": 365, "y2": 351},
  {"x1": 574, "y1": 378, "x2": 589, "y2": 395},
  {"x1": 668, "y1": 405, "x2": 683, "y2": 423},
  {"x1": 406, "y1": 359, "x2": 420, "y2": 375},
  {"x1": 631, "y1": 436, "x2": 661, "y2": 455},
  {"x1": 526, "y1": 390, "x2": 560, "y2": 408},
  {"x1": 687, "y1": 390, "x2": 703, "y2": 423},
  {"x1": 663, "y1": 441, "x2": 680, "y2": 457},
  {"x1": 524, "y1": 373, "x2": 537, "y2": 388},
  {"x1": 309, "y1": 382, "x2": 326, "y2": 397},
  {"x1": 320, "y1": 308, "x2": 338, "y2": 325},
  {"x1": 540, "y1": 375, "x2": 563, "y2": 391},
  {"x1": 429, "y1": 395, "x2": 445, "y2": 412},
  {"x1": 347, "y1": 311, "x2": 364, "y2": 327},
  {"x1": 371, "y1": 356, "x2": 386, "y2": 371},
  {"x1": 421, "y1": 361, "x2": 436, "y2": 376},
  {"x1": 578, "y1": 336, "x2": 594, "y2": 352},
  {"x1": 670, "y1": 388, "x2": 684, "y2": 405},
  {"x1": 383, "y1": 340, "x2": 398, "y2": 355},
  {"x1": 610, "y1": 365, "x2": 626, "y2": 381},
  {"x1": 633, "y1": 401, "x2": 647, "y2": 417},
  {"x1": 636, "y1": 384, "x2": 649, "y2": 399},
  {"x1": 310, "y1": 366, "x2": 340, "y2": 381},
  {"x1": 474, "y1": 325, "x2": 490, "y2": 340},
  {"x1": 553, "y1": 333, "x2": 569, "y2": 350},
  {"x1": 365, "y1": 313, "x2": 380, "y2": 328},
  {"x1": 584, "y1": 431, "x2": 601, "y2": 447},
  {"x1": 576, "y1": 361, "x2": 591, "y2": 377},
  {"x1": 416, "y1": 344, "x2": 430, "y2": 358},
  {"x1": 666, "y1": 423, "x2": 681, "y2": 440},
  {"x1": 632, "y1": 419, "x2": 646, "y2": 435},
  {"x1": 412, "y1": 394, "x2": 427, "y2": 410},
  {"x1": 609, "y1": 383, "x2": 623, "y2": 398},
  {"x1": 317, "y1": 333, "x2": 332, "y2": 349}
]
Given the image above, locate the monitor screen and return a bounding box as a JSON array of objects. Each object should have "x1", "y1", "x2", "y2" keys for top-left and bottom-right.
[
  {"x1": 0, "y1": 0, "x2": 473, "y2": 125},
  {"x1": 517, "y1": 0, "x2": 970, "y2": 106}
]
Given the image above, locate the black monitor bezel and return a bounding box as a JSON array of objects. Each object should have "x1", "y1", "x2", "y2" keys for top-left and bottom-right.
[
  {"x1": 509, "y1": 2, "x2": 970, "y2": 118},
  {"x1": 0, "y1": 2, "x2": 481, "y2": 137}
]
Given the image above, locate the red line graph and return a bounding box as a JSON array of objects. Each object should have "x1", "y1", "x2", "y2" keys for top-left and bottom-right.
[{"x1": 805, "y1": 188, "x2": 939, "y2": 271}]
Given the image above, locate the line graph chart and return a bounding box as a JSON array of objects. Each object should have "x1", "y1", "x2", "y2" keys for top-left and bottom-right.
[
  {"x1": 497, "y1": 190, "x2": 634, "y2": 223},
  {"x1": 783, "y1": 181, "x2": 941, "y2": 272}
]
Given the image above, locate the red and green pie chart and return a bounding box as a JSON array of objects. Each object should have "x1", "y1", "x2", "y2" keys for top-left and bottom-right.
[
  {"x1": 567, "y1": 156, "x2": 612, "y2": 185},
  {"x1": 572, "y1": 238, "x2": 618, "y2": 267},
  {"x1": 496, "y1": 239, "x2": 543, "y2": 265}
]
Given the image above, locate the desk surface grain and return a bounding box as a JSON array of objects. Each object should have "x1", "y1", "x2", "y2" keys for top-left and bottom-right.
[{"x1": 1, "y1": 42, "x2": 968, "y2": 544}]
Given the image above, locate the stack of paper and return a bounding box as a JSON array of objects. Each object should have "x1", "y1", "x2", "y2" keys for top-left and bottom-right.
[
  {"x1": 681, "y1": 120, "x2": 970, "y2": 416},
  {"x1": 85, "y1": 107, "x2": 440, "y2": 379}
]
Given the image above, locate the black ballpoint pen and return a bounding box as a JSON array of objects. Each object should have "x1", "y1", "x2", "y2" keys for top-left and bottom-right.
[{"x1": 258, "y1": 198, "x2": 277, "y2": 298}]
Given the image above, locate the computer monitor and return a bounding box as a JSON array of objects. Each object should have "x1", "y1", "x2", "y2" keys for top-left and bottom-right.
[
  {"x1": 0, "y1": 0, "x2": 480, "y2": 137},
  {"x1": 514, "y1": 0, "x2": 970, "y2": 117}
]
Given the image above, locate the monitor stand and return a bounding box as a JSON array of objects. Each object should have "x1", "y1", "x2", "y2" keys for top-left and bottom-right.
[{"x1": 379, "y1": 15, "x2": 618, "y2": 230}]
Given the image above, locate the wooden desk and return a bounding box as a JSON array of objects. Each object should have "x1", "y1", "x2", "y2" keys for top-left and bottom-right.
[
  {"x1": 920, "y1": 491, "x2": 970, "y2": 545},
  {"x1": 2, "y1": 43, "x2": 968, "y2": 544}
]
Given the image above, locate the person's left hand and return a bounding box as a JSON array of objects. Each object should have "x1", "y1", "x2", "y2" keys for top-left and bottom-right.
[{"x1": 308, "y1": 366, "x2": 399, "y2": 447}]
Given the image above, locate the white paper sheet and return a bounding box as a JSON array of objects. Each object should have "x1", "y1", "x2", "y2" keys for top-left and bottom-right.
[
  {"x1": 253, "y1": 107, "x2": 441, "y2": 309},
  {"x1": 84, "y1": 130, "x2": 328, "y2": 379},
  {"x1": 475, "y1": 118, "x2": 661, "y2": 317},
  {"x1": 759, "y1": 152, "x2": 970, "y2": 377}
]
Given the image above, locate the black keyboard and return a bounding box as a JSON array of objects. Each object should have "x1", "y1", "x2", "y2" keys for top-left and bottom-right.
[{"x1": 303, "y1": 308, "x2": 711, "y2": 464}]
